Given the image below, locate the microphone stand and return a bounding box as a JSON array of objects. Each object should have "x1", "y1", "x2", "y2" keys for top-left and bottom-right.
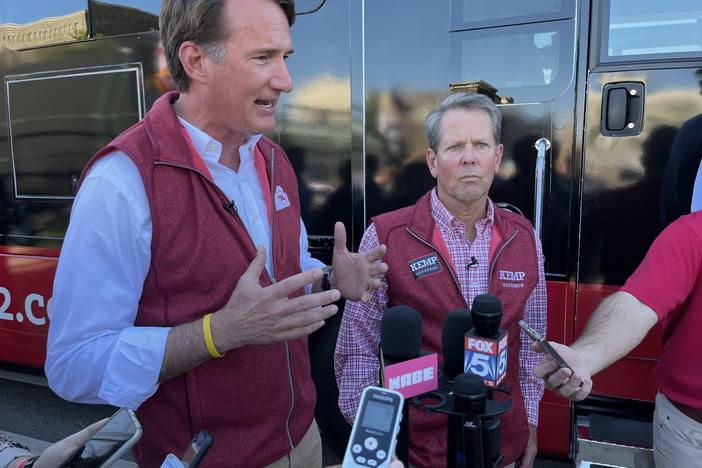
[{"x1": 413, "y1": 377, "x2": 510, "y2": 468}]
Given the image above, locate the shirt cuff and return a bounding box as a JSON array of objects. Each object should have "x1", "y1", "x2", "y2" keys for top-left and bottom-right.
[
  {"x1": 99, "y1": 326, "x2": 171, "y2": 409},
  {"x1": 524, "y1": 396, "x2": 540, "y2": 427}
]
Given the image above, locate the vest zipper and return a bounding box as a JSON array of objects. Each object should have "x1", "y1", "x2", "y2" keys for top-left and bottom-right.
[
  {"x1": 158, "y1": 156, "x2": 297, "y2": 450},
  {"x1": 487, "y1": 229, "x2": 518, "y2": 289},
  {"x1": 406, "y1": 228, "x2": 468, "y2": 308},
  {"x1": 269, "y1": 150, "x2": 297, "y2": 450}
]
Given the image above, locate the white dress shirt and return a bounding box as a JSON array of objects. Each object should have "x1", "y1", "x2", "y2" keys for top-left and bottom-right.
[{"x1": 46, "y1": 117, "x2": 324, "y2": 409}]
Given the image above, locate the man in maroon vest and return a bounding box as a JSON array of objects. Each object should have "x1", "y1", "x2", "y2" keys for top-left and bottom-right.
[
  {"x1": 46, "y1": 1, "x2": 387, "y2": 467},
  {"x1": 335, "y1": 93, "x2": 547, "y2": 468}
]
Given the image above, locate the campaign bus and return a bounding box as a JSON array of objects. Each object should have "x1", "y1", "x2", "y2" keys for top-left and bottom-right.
[{"x1": 1, "y1": 0, "x2": 700, "y2": 464}]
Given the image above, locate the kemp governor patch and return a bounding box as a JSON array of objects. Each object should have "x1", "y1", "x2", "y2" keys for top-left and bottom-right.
[{"x1": 408, "y1": 253, "x2": 442, "y2": 280}]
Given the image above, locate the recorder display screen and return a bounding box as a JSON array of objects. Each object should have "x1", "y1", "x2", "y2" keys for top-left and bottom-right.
[{"x1": 361, "y1": 400, "x2": 394, "y2": 432}]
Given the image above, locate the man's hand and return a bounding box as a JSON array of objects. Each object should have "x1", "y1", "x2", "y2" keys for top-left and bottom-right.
[
  {"x1": 518, "y1": 424, "x2": 538, "y2": 468},
  {"x1": 34, "y1": 418, "x2": 109, "y2": 468},
  {"x1": 213, "y1": 246, "x2": 341, "y2": 350},
  {"x1": 331, "y1": 221, "x2": 388, "y2": 303},
  {"x1": 532, "y1": 341, "x2": 593, "y2": 401}
]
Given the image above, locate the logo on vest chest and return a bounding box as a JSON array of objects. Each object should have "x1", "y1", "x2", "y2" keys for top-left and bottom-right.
[
  {"x1": 498, "y1": 269, "x2": 526, "y2": 288},
  {"x1": 275, "y1": 185, "x2": 290, "y2": 211},
  {"x1": 408, "y1": 253, "x2": 442, "y2": 280}
]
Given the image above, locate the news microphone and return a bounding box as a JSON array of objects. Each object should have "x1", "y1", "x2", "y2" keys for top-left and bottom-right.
[
  {"x1": 380, "y1": 306, "x2": 438, "y2": 398},
  {"x1": 464, "y1": 294, "x2": 508, "y2": 389},
  {"x1": 380, "y1": 306, "x2": 438, "y2": 467},
  {"x1": 441, "y1": 309, "x2": 473, "y2": 383},
  {"x1": 452, "y1": 373, "x2": 486, "y2": 467}
]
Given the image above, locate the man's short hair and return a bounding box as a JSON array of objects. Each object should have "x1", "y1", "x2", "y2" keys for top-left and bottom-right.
[
  {"x1": 425, "y1": 92, "x2": 502, "y2": 152},
  {"x1": 160, "y1": 0, "x2": 296, "y2": 92}
]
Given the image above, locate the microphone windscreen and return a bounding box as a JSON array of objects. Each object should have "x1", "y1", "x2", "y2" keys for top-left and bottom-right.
[
  {"x1": 381, "y1": 305, "x2": 422, "y2": 360},
  {"x1": 471, "y1": 294, "x2": 502, "y2": 337},
  {"x1": 454, "y1": 373, "x2": 487, "y2": 416},
  {"x1": 441, "y1": 309, "x2": 472, "y2": 379},
  {"x1": 454, "y1": 373, "x2": 486, "y2": 398}
]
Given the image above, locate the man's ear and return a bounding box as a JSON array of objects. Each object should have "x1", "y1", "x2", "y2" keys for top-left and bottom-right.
[
  {"x1": 178, "y1": 41, "x2": 208, "y2": 86},
  {"x1": 494, "y1": 143, "x2": 504, "y2": 174},
  {"x1": 426, "y1": 148, "x2": 439, "y2": 179}
]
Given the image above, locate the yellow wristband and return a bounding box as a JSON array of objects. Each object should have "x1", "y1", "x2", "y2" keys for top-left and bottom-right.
[{"x1": 203, "y1": 313, "x2": 225, "y2": 358}]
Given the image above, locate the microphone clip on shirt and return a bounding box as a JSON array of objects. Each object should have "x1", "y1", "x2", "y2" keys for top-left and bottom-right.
[{"x1": 467, "y1": 256, "x2": 479, "y2": 269}]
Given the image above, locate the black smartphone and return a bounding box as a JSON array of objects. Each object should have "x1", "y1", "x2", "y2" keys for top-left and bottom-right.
[
  {"x1": 179, "y1": 430, "x2": 214, "y2": 468},
  {"x1": 519, "y1": 320, "x2": 572, "y2": 371},
  {"x1": 61, "y1": 408, "x2": 142, "y2": 468}
]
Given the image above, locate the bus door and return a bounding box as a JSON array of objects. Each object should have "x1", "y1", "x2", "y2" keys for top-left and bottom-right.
[
  {"x1": 447, "y1": 0, "x2": 579, "y2": 456},
  {"x1": 575, "y1": 0, "x2": 702, "y2": 455}
]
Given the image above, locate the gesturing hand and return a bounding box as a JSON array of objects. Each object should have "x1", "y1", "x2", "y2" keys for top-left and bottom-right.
[
  {"x1": 532, "y1": 341, "x2": 593, "y2": 401},
  {"x1": 213, "y1": 246, "x2": 341, "y2": 351},
  {"x1": 331, "y1": 222, "x2": 388, "y2": 303}
]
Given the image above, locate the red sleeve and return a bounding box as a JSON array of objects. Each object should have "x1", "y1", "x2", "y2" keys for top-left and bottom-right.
[{"x1": 620, "y1": 217, "x2": 702, "y2": 320}]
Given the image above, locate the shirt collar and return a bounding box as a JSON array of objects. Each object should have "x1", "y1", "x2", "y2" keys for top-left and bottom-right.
[
  {"x1": 430, "y1": 188, "x2": 495, "y2": 238},
  {"x1": 177, "y1": 116, "x2": 262, "y2": 163}
]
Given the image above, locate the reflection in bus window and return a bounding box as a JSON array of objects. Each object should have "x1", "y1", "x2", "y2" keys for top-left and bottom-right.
[
  {"x1": 451, "y1": 0, "x2": 574, "y2": 30},
  {"x1": 450, "y1": 20, "x2": 574, "y2": 103},
  {"x1": 603, "y1": 0, "x2": 702, "y2": 61},
  {"x1": 0, "y1": 0, "x2": 88, "y2": 50},
  {"x1": 89, "y1": 0, "x2": 159, "y2": 37}
]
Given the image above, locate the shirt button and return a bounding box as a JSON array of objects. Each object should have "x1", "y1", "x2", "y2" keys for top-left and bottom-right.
[{"x1": 473, "y1": 282, "x2": 479, "y2": 287}]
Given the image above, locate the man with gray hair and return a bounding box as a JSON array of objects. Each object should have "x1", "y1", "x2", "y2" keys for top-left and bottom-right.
[
  {"x1": 335, "y1": 93, "x2": 546, "y2": 467},
  {"x1": 46, "y1": 0, "x2": 387, "y2": 466}
]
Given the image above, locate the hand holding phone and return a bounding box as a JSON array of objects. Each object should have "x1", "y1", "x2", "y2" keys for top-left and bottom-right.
[
  {"x1": 342, "y1": 386, "x2": 403, "y2": 468},
  {"x1": 59, "y1": 407, "x2": 142, "y2": 468},
  {"x1": 519, "y1": 320, "x2": 572, "y2": 371}
]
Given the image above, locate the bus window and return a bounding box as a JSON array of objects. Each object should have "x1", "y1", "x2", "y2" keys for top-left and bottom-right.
[
  {"x1": 450, "y1": 20, "x2": 575, "y2": 103},
  {"x1": 601, "y1": 0, "x2": 702, "y2": 62},
  {"x1": 450, "y1": 0, "x2": 574, "y2": 31},
  {"x1": 6, "y1": 64, "x2": 143, "y2": 200},
  {"x1": 0, "y1": 0, "x2": 89, "y2": 50},
  {"x1": 89, "y1": 0, "x2": 159, "y2": 38}
]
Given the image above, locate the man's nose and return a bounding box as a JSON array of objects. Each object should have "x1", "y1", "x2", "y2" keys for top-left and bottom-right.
[
  {"x1": 460, "y1": 147, "x2": 478, "y2": 165},
  {"x1": 272, "y1": 59, "x2": 293, "y2": 93}
]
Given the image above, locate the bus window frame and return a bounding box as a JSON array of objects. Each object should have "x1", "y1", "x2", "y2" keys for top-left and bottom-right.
[
  {"x1": 449, "y1": 19, "x2": 576, "y2": 104},
  {"x1": 450, "y1": 0, "x2": 575, "y2": 32},
  {"x1": 596, "y1": 0, "x2": 702, "y2": 65}
]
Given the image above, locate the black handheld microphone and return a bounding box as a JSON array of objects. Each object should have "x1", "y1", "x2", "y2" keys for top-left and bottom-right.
[
  {"x1": 465, "y1": 294, "x2": 508, "y2": 390},
  {"x1": 453, "y1": 373, "x2": 487, "y2": 468},
  {"x1": 379, "y1": 306, "x2": 424, "y2": 467},
  {"x1": 441, "y1": 309, "x2": 473, "y2": 383},
  {"x1": 442, "y1": 309, "x2": 473, "y2": 468},
  {"x1": 380, "y1": 306, "x2": 422, "y2": 367}
]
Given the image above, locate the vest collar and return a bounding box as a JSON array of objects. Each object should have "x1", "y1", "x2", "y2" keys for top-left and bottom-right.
[{"x1": 409, "y1": 189, "x2": 517, "y2": 244}]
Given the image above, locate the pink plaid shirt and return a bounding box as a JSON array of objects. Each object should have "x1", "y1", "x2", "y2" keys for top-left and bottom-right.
[{"x1": 334, "y1": 190, "x2": 546, "y2": 426}]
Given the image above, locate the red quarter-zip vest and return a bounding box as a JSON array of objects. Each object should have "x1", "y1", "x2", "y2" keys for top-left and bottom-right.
[
  {"x1": 372, "y1": 191, "x2": 539, "y2": 468},
  {"x1": 78, "y1": 92, "x2": 316, "y2": 467}
]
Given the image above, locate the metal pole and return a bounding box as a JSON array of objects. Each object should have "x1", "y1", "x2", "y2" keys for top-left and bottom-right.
[{"x1": 533, "y1": 138, "x2": 551, "y2": 239}]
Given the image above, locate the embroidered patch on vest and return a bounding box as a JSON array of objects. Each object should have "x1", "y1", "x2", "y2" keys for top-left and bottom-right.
[
  {"x1": 498, "y1": 269, "x2": 525, "y2": 288},
  {"x1": 409, "y1": 253, "x2": 442, "y2": 280},
  {"x1": 274, "y1": 185, "x2": 290, "y2": 211}
]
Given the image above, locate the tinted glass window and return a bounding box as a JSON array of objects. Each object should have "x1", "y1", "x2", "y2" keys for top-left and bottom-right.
[
  {"x1": 451, "y1": 0, "x2": 574, "y2": 30},
  {"x1": 6, "y1": 65, "x2": 143, "y2": 199},
  {"x1": 602, "y1": 0, "x2": 702, "y2": 61},
  {"x1": 0, "y1": 0, "x2": 89, "y2": 50},
  {"x1": 90, "y1": 0, "x2": 159, "y2": 37},
  {"x1": 450, "y1": 20, "x2": 574, "y2": 103}
]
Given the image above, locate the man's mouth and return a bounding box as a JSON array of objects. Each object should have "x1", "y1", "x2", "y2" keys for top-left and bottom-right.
[{"x1": 255, "y1": 99, "x2": 275, "y2": 109}]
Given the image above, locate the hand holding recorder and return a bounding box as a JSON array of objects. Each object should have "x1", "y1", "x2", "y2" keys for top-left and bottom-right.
[{"x1": 523, "y1": 321, "x2": 593, "y2": 401}]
